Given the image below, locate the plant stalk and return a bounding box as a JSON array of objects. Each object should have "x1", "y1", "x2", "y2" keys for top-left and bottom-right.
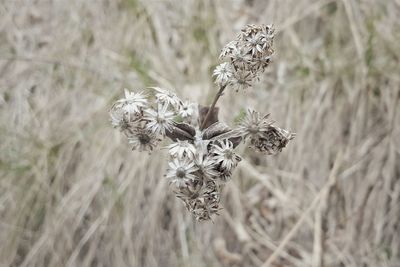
[{"x1": 201, "y1": 84, "x2": 226, "y2": 129}]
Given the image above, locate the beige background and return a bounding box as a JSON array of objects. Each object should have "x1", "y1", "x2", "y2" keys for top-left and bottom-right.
[{"x1": 0, "y1": 0, "x2": 399, "y2": 266}]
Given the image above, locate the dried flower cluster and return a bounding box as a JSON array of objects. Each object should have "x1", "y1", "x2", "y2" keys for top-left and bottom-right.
[
  {"x1": 110, "y1": 24, "x2": 294, "y2": 221},
  {"x1": 214, "y1": 24, "x2": 275, "y2": 91}
]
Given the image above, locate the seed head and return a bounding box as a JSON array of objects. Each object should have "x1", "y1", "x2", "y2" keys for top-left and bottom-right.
[
  {"x1": 109, "y1": 105, "x2": 131, "y2": 131},
  {"x1": 213, "y1": 62, "x2": 233, "y2": 86},
  {"x1": 178, "y1": 100, "x2": 196, "y2": 120},
  {"x1": 180, "y1": 180, "x2": 221, "y2": 221},
  {"x1": 152, "y1": 87, "x2": 182, "y2": 108},
  {"x1": 116, "y1": 89, "x2": 148, "y2": 118},
  {"x1": 166, "y1": 158, "x2": 199, "y2": 187},
  {"x1": 195, "y1": 152, "x2": 219, "y2": 180},
  {"x1": 251, "y1": 125, "x2": 295, "y2": 155},
  {"x1": 217, "y1": 24, "x2": 275, "y2": 90},
  {"x1": 128, "y1": 126, "x2": 159, "y2": 152},
  {"x1": 212, "y1": 139, "x2": 242, "y2": 172},
  {"x1": 238, "y1": 109, "x2": 272, "y2": 139},
  {"x1": 109, "y1": 24, "x2": 294, "y2": 222},
  {"x1": 168, "y1": 140, "x2": 197, "y2": 160},
  {"x1": 144, "y1": 104, "x2": 174, "y2": 136}
]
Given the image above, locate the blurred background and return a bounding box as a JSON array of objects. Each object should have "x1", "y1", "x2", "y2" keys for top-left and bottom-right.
[{"x1": 1, "y1": 0, "x2": 399, "y2": 266}]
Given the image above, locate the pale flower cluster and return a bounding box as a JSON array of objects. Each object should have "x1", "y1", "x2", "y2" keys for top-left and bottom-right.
[
  {"x1": 166, "y1": 126, "x2": 243, "y2": 221},
  {"x1": 109, "y1": 24, "x2": 294, "y2": 221},
  {"x1": 110, "y1": 88, "x2": 293, "y2": 221},
  {"x1": 110, "y1": 87, "x2": 197, "y2": 152},
  {"x1": 213, "y1": 24, "x2": 275, "y2": 90}
]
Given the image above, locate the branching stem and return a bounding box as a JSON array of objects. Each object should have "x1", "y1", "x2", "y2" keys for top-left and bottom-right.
[{"x1": 201, "y1": 84, "x2": 226, "y2": 129}]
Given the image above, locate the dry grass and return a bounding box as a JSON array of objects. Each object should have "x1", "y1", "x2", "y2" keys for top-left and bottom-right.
[{"x1": 1, "y1": 0, "x2": 400, "y2": 266}]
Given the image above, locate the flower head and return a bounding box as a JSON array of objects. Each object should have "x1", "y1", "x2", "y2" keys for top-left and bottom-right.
[
  {"x1": 178, "y1": 101, "x2": 196, "y2": 119},
  {"x1": 175, "y1": 180, "x2": 204, "y2": 201},
  {"x1": 230, "y1": 46, "x2": 252, "y2": 70},
  {"x1": 179, "y1": 180, "x2": 221, "y2": 221},
  {"x1": 217, "y1": 24, "x2": 275, "y2": 88},
  {"x1": 168, "y1": 140, "x2": 197, "y2": 160},
  {"x1": 212, "y1": 139, "x2": 241, "y2": 172},
  {"x1": 128, "y1": 126, "x2": 159, "y2": 152},
  {"x1": 166, "y1": 158, "x2": 199, "y2": 187},
  {"x1": 219, "y1": 40, "x2": 238, "y2": 60},
  {"x1": 250, "y1": 125, "x2": 295, "y2": 154},
  {"x1": 152, "y1": 87, "x2": 181, "y2": 108},
  {"x1": 213, "y1": 62, "x2": 233, "y2": 86},
  {"x1": 238, "y1": 109, "x2": 272, "y2": 140},
  {"x1": 110, "y1": 105, "x2": 131, "y2": 131},
  {"x1": 245, "y1": 32, "x2": 266, "y2": 56},
  {"x1": 230, "y1": 70, "x2": 253, "y2": 91},
  {"x1": 195, "y1": 152, "x2": 218, "y2": 180},
  {"x1": 117, "y1": 89, "x2": 148, "y2": 117},
  {"x1": 252, "y1": 55, "x2": 272, "y2": 72},
  {"x1": 144, "y1": 104, "x2": 174, "y2": 136},
  {"x1": 240, "y1": 24, "x2": 275, "y2": 49}
]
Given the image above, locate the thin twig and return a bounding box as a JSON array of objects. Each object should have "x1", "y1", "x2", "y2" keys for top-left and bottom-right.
[{"x1": 200, "y1": 84, "x2": 226, "y2": 129}]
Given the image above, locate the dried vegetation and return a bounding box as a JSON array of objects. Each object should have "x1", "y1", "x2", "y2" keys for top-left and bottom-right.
[{"x1": 0, "y1": 0, "x2": 399, "y2": 266}]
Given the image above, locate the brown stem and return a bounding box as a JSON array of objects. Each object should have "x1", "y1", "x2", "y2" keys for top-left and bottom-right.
[{"x1": 201, "y1": 85, "x2": 226, "y2": 129}]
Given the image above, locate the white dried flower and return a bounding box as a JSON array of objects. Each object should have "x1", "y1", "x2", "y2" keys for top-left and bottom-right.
[
  {"x1": 238, "y1": 109, "x2": 272, "y2": 140},
  {"x1": 245, "y1": 32, "x2": 266, "y2": 56},
  {"x1": 178, "y1": 101, "x2": 195, "y2": 119},
  {"x1": 128, "y1": 127, "x2": 159, "y2": 152},
  {"x1": 109, "y1": 24, "x2": 293, "y2": 222},
  {"x1": 168, "y1": 140, "x2": 196, "y2": 160},
  {"x1": 241, "y1": 24, "x2": 274, "y2": 68},
  {"x1": 195, "y1": 152, "x2": 218, "y2": 180},
  {"x1": 175, "y1": 180, "x2": 203, "y2": 201},
  {"x1": 239, "y1": 24, "x2": 274, "y2": 43},
  {"x1": 152, "y1": 87, "x2": 181, "y2": 108},
  {"x1": 166, "y1": 158, "x2": 199, "y2": 187},
  {"x1": 212, "y1": 139, "x2": 241, "y2": 172},
  {"x1": 144, "y1": 104, "x2": 174, "y2": 136},
  {"x1": 230, "y1": 70, "x2": 253, "y2": 91},
  {"x1": 110, "y1": 106, "x2": 130, "y2": 131},
  {"x1": 219, "y1": 40, "x2": 238, "y2": 59},
  {"x1": 252, "y1": 56, "x2": 272, "y2": 72},
  {"x1": 213, "y1": 62, "x2": 233, "y2": 86},
  {"x1": 217, "y1": 24, "x2": 275, "y2": 88},
  {"x1": 230, "y1": 46, "x2": 252, "y2": 70},
  {"x1": 117, "y1": 89, "x2": 148, "y2": 117}
]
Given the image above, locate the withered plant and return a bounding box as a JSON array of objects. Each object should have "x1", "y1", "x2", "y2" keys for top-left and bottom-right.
[{"x1": 110, "y1": 24, "x2": 294, "y2": 221}]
